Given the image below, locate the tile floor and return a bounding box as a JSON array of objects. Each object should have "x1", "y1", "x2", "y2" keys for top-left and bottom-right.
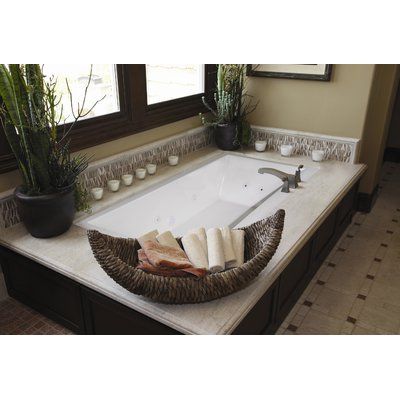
[
  {"x1": 0, "y1": 162, "x2": 399, "y2": 335},
  {"x1": 0, "y1": 297, "x2": 73, "y2": 335},
  {"x1": 277, "y1": 161, "x2": 400, "y2": 335}
]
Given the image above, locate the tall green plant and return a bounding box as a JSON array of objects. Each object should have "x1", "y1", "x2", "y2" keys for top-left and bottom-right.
[
  {"x1": 200, "y1": 64, "x2": 258, "y2": 145},
  {"x1": 0, "y1": 64, "x2": 103, "y2": 210}
]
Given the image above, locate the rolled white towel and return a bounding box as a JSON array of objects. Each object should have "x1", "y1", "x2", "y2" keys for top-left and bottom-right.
[
  {"x1": 156, "y1": 231, "x2": 181, "y2": 250},
  {"x1": 188, "y1": 227, "x2": 208, "y2": 257},
  {"x1": 221, "y1": 227, "x2": 237, "y2": 269},
  {"x1": 181, "y1": 233, "x2": 208, "y2": 270},
  {"x1": 206, "y1": 228, "x2": 225, "y2": 273},
  {"x1": 231, "y1": 229, "x2": 245, "y2": 267},
  {"x1": 137, "y1": 229, "x2": 159, "y2": 248}
]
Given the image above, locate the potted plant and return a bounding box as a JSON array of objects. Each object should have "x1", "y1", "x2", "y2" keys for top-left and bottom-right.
[
  {"x1": 0, "y1": 64, "x2": 102, "y2": 238},
  {"x1": 200, "y1": 64, "x2": 258, "y2": 150}
]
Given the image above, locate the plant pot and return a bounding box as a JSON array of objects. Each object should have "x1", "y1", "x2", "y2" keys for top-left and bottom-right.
[
  {"x1": 214, "y1": 123, "x2": 240, "y2": 151},
  {"x1": 14, "y1": 186, "x2": 76, "y2": 238}
]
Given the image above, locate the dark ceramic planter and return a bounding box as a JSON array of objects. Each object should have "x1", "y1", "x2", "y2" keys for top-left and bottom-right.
[
  {"x1": 214, "y1": 123, "x2": 240, "y2": 151},
  {"x1": 14, "y1": 186, "x2": 76, "y2": 238}
]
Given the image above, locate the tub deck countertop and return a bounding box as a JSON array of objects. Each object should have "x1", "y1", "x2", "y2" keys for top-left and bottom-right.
[{"x1": 0, "y1": 147, "x2": 366, "y2": 334}]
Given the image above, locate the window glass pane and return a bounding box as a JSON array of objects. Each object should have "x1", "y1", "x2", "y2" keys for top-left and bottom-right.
[
  {"x1": 146, "y1": 64, "x2": 204, "y2": 105},
  {"x1": 42, "y1": 64, "x2": 119, "y2": 123}
]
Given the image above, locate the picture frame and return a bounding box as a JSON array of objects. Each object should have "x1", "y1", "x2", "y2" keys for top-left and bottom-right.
[{"x1": 246, "y1": 64, "x2": 333, "y2": 81}]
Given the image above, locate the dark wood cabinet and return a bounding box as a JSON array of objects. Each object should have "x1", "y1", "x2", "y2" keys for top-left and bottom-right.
[
  {"x1": 0, "y1": 247, "x2": 85, "y2": 333},
  {"x1": 335, "y1": 185, "x2": 358, "y2": 239},
  {"x1": 233, "y1": 282, "x2": 278, "y2": 335},
  {"x1": 0, "y1": 180, "x2": 360, "y2": 335},
  {"x1": 310, "y1": 210, "x2": 337, "y2": 274},
  {"x1": 82, "y1": 287, "x2": 178, "y2": 335},
  {"x1": 276, "y1": 242, "x2": 312, "y2": 324}
]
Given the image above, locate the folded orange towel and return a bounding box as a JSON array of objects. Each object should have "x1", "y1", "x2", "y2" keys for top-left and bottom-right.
[
  {"x1": 137, "y1": 247, "x2": 207, "y2": 277},
  {"x1": 141, "y1": 240, "x2": 193, "y2": 269}
]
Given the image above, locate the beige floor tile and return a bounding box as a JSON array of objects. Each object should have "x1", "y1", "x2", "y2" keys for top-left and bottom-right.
[
  {"x1": 357, "y1": 302, "x2": 400, "y2": 333},
  {"x1": 345, "y1": 237, "x2": 381, "y2": 260},
  {"x1": 341, "y1": 321, "x2": 355, "y2": 334},
  {"x1": 375, "y1": 245, "x2": 389, "y2": 260},
  {"x1": 326, "y1": 248, "x2": 345, "y2": 265},
  {"x1": 333, "y1": 253, "x2": 373, "y2": 276},
  {"x1": 318, "y1": 265, "x2": 334, "y2": 283},
  {"x1": 367, "y1": 260, "x2": 381, "y2": 277},
  {"x1": 325, "y1": 269, "x2": 365, "y2": 296},
  {"x1": 296, "y1": 309, "x2": 344, "y2": 335},
  {"x1": 348, "y1": 298, "x2": 365, "y2": 319},
  {"x1": 358, "y1": 278, "x2": 374, "y2": 297},
  {"x1": 368, "y1": 281, "x2": 400, "y2": 307},
  {"x1": 311, "y1": 287, "x2": 355, "y2": 320},
  {"x1": 352, "y1": 325, "x2": 376, "y2": 335},
  {"x1": 291, "y1": 313, "x2": 306, "y2": 327},
  {"x1": 306, "y1": 283, "x2": 324, "y2": 302},
  {"x1": 283, "y1": 329, "x2": 295, "y2": 335},
  {"x1": 375, "y1": 327, "x2": 396, "y2": 335},
  {"x1": 296, "y1": 304, "x2": 311, "y2": 317},
  {"x1": 353, "y1": 213, "x2": 367, "y2": 225}
]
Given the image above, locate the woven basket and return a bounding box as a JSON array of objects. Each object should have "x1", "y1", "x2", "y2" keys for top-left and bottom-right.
[{"x1": 87, "y1": 209, "x2": 285, "y2": 304}]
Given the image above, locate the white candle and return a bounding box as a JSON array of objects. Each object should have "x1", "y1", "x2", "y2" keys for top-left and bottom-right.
[
  {"x1": 168, "y1": 155, "x2": 179, "y2": 166},
  {"x1": 280, "y1": 144, "x2": 294, "y2": 157},
  {"x1": 255, "y1": 140, "x2": 267, "y2": 152},
  {"x1": 107, "y1": 180, "x2": 120, "y2": 192},
  {"x1": 121, "y1": 174, "x2": 133, "y2": 186},
  {"x1": 90, "y1": 187, "x2": 104, "y2": 200},
  {"x1": 146, "y1": 163, "x2": 157, "y2": 175},
  {"x1": 135, "y1": 168, "x2": 146, "y2": 180},
  {"x1": 312, "y1": 149, "x2": 325, "y2": 162}
]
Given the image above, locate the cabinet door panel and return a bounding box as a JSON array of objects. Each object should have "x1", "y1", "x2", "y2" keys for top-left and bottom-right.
[
  {"x1": 276, "y1": 243, "x2": 312, "y2": 323},
  {"x1": 0, "y1": 247, "x2": 84, "y2": 332},
  {"x1": 310, "y1": 210, "x2": 337, "y2": 273},
  {"x1": 233, "y1": 284, "x2": 277, "y2": 335},
  {"x1": 81, "y1": 287, "x2": 179, "y2": 335}
]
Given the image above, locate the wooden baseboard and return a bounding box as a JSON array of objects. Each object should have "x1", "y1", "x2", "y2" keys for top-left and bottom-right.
[
  {"x1": 384, "y1": 147, "x2": 400, "y2": 163},
  {"x1": 357, "y1": 184, "x2": 379, "y2": 213}
]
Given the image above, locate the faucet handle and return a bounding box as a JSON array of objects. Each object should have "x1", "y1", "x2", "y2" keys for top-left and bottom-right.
[
  {"x1": 281, "y1": 176, "x2": 290, "y2": 193},
  {"x1": 295, "y1": 165, "x2": 304, "y2": 183}
]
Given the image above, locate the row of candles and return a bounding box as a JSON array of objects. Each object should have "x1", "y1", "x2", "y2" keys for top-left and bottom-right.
[
  {"x1": 90, "y1": 155, "x2": 179, "y2": 201},
  {"x1": 254, "y1": 140, "x2": 325, "y2": 162}
]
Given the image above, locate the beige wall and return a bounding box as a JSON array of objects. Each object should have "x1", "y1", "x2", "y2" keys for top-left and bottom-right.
[
  {"x1": 247, "y1": 64, "x2": 375, "y2": 139},
  {"x1": 0, "y1": 115, "x2": 201, "y2": 193},
  {"x1": 359, "y1": 65, "x2": 400, "y2": 193},
  {"x1": 247, "y1": 64, "x2": 399, "y2": 194}
]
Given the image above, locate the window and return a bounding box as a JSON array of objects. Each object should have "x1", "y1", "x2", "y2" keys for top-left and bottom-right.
[
  {"x1": 0, "y1": 64, "x2": 216, "y2": 173},
  {"x1": 42, "y1": 64, "x2": 120, "y2": 122},
  {"x1": 146, "y1": 64, "x2": 204, "y2": 105}
]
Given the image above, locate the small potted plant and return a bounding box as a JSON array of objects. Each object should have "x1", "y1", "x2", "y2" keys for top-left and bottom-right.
[
  {"x1": 200, "y1": 64, "x2": 258, "y2": 150},
  {"x1": 0, "y1": 64, "x2": 102, "y2": 238}
]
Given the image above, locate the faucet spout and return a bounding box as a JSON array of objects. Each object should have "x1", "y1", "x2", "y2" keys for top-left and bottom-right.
[
  {"x1": 258, "y1": 168, "x2": 288, "y2": 181},
  {"x1": 258, "y1": 166, "x2": 303, "y2": 191}
]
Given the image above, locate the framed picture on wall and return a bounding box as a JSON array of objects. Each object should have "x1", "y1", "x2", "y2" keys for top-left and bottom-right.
[{"x1": 246, "y1": 64, "x2": 332, "y2": 81}]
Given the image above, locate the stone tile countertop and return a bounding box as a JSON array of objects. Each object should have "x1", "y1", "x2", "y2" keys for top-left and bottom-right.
[{"x1": 0, "y1": 146, "x2": 367, "y2": 335}]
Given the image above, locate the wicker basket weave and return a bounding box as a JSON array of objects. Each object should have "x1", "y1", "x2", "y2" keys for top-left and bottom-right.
[{"x1": 87, "y1": 209, "x2": 285, "y2": 304}]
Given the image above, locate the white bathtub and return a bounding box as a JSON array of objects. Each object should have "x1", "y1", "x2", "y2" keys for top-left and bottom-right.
[{"x1": 77, "y1": 154, "x2": 317, "y2": 238}]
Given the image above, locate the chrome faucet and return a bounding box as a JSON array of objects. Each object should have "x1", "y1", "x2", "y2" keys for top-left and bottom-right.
[{"x1": 258, "y1": 165, "x2": 304, "y2": 193}]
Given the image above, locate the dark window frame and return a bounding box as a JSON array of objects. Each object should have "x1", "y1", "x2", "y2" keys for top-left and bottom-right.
[{"x1": 0, "y1": 64, "x2": 217, "y2": 173}]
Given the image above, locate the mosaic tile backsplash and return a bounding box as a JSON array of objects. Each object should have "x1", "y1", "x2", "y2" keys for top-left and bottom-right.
[
  {"x1": 81, "y1": 126, "x2": 212, "y2": 192},
  {"x1": 250, "y1": 126, "x2": 359, "y2": 164},
  {"x1": 0, "y1": 125, "x2": 360, "y2": 229}
]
